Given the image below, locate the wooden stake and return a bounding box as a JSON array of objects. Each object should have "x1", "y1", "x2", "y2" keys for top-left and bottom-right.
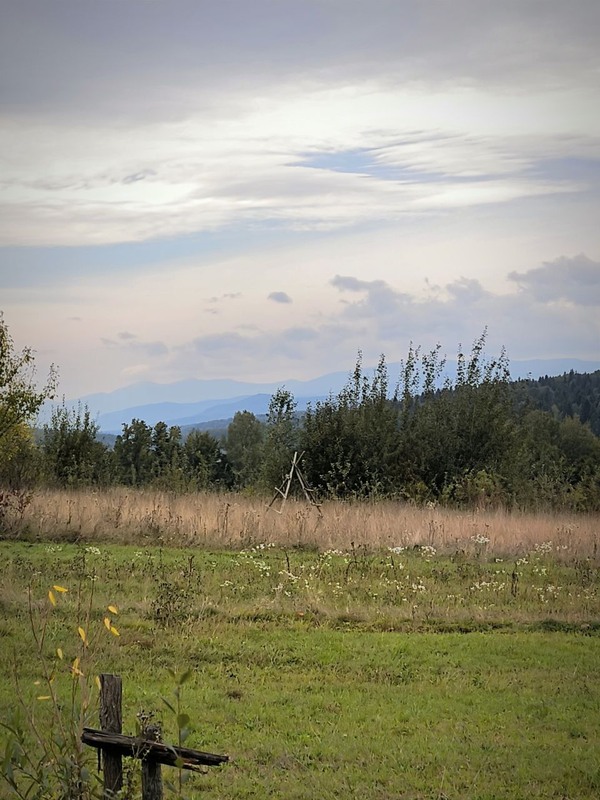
[
  {"x1": 142, "y1": 725, "x2": 163, "y2": 800},
  {"x1": 99, "y1": 674, "x2": 123, "y2": 799}
]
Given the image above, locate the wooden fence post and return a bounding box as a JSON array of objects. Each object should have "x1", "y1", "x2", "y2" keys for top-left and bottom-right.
[
  {"x1": 99, "y1": 673, "x2": 123, "y2": 799},
  {"x1": 83, "y1": 676, "x2": 227, "y2": 797},
  {"x1": 142, "y1": 725, "x2": 163, "y2": 800}
]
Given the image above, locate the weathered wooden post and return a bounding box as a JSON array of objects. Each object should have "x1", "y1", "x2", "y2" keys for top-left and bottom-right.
[
  {"x1": 83, "y1": 675, "x2": 228, "y2": 798},
  {"x1": 99, "y1": 673, "x2": 123, "y2": 799},
  {"x1": 142, "y1": 724, "x2": 163, "y2": 800}
]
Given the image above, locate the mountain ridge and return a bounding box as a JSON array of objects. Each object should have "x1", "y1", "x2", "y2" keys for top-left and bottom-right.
[{"x1": 70, "y1": 358, "x2": 600, "y2": 433}]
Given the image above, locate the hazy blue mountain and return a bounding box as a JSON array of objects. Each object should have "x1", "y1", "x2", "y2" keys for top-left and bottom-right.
[
  {"x1": 95, "y1": 396, "x2": 255, "y2": 432},
  {"x1": 97, "y1": 393, "x2": 326, "y2": 434},
  {"x1": 71, "y1": 357, "x2": 600, "y2": 433},
  {"x1": 80, "y1": 375, "x2": 349, "y2": 417}
]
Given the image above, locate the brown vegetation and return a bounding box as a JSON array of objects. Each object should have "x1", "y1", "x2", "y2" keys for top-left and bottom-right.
[{"x1": 9, "y1": 487, "x2": 599, "y2": 557}]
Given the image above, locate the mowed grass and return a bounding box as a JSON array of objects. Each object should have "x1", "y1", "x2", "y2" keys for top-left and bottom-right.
[{"x1": 1, "y1": 540, "x2": 599, "y2": 799}]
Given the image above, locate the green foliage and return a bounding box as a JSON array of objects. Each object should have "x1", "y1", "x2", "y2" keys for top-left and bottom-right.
[
  {"x1": 152, "y1": 422, "x2": 186, "y2": 490},
  {"x1": 398, "y1": 331, "x2": 515, "y2": 502},
  {"x1": 0, "y1": 423, "x2": 41, "y2": 489},
  {"x1": 260, "y1": 388, "x2": 299, "y2": 491},
  {"x1": 114, "y1": 418, "x2": 155, "y2": 486},
  {"x1": 508, "y1": 410, "x2": 600, "y2": 511},
  {"x1": 297, "y1": 330, "x2": 600, "y2": 510},
  {"x1": 43, "y1": 402, "x2": 111, "y2": 488},
  {"x1": 112, "y1": 421, "x2": 232, "y2": 491},
  {"x1": 162, "y1": 669, "x2": 195, "y2": 799},
  {"x1": 0, "y1": 313, "x2": 58, "y2": 445},
  {"x1": 183, "y1": 430, "x2": 233, "y2": 490},
  {"x1": 514, "y1": 368, "x2": 600, "y2": 435},
  {"x1": 302, "y1": 353, "x2": 400, "y2": 498},
  {"x1": 0, "y1": 316, "x2": 57, "y2": 529},
  {"x1": 225, "y1": 411, "x2": 264, "y2": 489}
]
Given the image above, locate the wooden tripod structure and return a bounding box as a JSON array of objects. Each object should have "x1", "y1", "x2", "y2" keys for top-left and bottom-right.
[{"x1": 267, "y1": 451, "x2": 322, "y2": 515}]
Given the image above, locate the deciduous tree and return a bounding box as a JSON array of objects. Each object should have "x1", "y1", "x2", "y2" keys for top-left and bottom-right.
[
  {"x1": 226, "y1": 411, "x2": 264, "y2": 489},
  {"x1": 0, "y1": 314, "x2": 57, "y2": 445},
  {"x1": 42, "y1": 401, "x2": 110, "y2": 487}
]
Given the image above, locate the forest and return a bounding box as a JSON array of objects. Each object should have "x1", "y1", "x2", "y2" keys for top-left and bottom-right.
[{"x1": 2, "y1": 322, "x2": 600, "y2": 513}]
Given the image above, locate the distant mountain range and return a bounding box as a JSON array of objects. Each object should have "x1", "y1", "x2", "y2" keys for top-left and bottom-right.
[
  {"x1": 71, "y1": 358, "x2": 600, "y2": 434},
  {"x1": 94, "y1": 393, "x2": 323, "y2": 434}
]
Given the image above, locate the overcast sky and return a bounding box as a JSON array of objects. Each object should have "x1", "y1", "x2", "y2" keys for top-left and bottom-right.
[{"x1": 2, "y1": 0, "x2": 599, "y2": 398}]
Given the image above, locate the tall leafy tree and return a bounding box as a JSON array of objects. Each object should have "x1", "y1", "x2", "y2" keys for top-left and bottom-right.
[
  {"x1": 152, "y1": 422, "x2": 184, "y2": 489},
  {"x1": 225, "y1": 411, "x2": 264, "y2": 489},
  {"x1": 260, "y1": 388, "x2": 298, "y2": 492},
  {"x1": 397, "y1": 331, "x2": 515, "y2": 501},
  {"x1": 42, "y1": 401, "x2": 110, "y2": 487},
  {"x1": 0, "y1": 315, "x2": 57, "y2": 510},
  {"x1": 302, "y1": 354, "x2": 400, "y2": 498},
  {"x1": 0, "y1": 422, "x2": 40, "y2": 490},
  {"x1": 114, "y1": 419, "x2": 155, "y2": 486},
  {"x1": 183, "y1": 430, "x2": 233, "y2": 490},
  {"x1": 0, "y1": 313, "x2": 57, "y2": 447}
]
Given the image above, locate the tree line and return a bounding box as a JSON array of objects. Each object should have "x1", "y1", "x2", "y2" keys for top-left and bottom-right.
[{"x1": 1, "y1": 316, "x2": 599, "y2": 512}]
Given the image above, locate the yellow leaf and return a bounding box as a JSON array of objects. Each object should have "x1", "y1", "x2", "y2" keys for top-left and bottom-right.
[
  {"x1": 103, "y1": 617, "x2": 111, "y2": 631},
  {"x1": 107, "y1": 605, "x2": 118, "y2": 615},
  {"x1": 110, "y1": 625, "x2": 120, "y2": 637},
  {"x1": 78, "y1": 627, "x2": 87, "y2": 645},
  {"x1": 48, "y1": 590, "x2": 56, "y2": 607},
  {"x1": 71, "y1": 657, "x2": 84, "y2": 677},
  {"x1": 37, "y1": 696, "x2": 51, "y2": 701},
  {"x1": 56, "y1": 648, "x2": 63, "y2": 660},
  {"x1": 33, "y1": 680, "x2": 41, "y2": 686},
  {"x1": 53, "y1": 585, "x2": 68, "y2": 593},
  {"x1": 95, "y1": 675, "x2": 102, "y2": 691}
]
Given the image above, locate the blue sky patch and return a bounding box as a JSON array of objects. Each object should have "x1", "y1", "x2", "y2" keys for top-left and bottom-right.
[{"x1": 295, "y1": 148, "x2": 497, "y2": 183}]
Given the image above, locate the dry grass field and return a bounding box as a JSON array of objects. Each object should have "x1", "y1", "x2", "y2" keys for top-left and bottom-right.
[{"x1": 10, "y1": 487, "x2": 599, "y2": 558}]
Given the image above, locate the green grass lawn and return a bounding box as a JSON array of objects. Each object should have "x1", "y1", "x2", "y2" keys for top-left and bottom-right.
[{"x1": 1, "y1": 541, "x2": 599, "y2": 799}]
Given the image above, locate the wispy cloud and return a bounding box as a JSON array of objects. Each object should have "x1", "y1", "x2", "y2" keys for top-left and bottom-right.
[
  {"x1": 102, "y1": 337, "x2": 169, "y2": 358},
  {"x1": 3, "y1": 1, "x2": 599, "y2": 397}
]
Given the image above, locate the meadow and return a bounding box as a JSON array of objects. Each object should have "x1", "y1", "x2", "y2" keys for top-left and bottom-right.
[{"x1": 1, "y1": 490, "x2": 599, "y2": 799}]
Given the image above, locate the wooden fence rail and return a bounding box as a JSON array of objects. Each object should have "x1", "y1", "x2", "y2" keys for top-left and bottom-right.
[{"x1": 82, "y1": 674, "x2": 228, "y2": 800}]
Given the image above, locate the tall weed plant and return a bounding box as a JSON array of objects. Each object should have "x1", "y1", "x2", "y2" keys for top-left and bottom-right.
[{"x1": 1, "y1": 580, "x2": 120, "y2": 799}]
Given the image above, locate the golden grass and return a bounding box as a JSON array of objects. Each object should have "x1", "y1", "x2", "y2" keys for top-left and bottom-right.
[{"x1": 8, "y1": 487, "x2": 599, "y2": 557}]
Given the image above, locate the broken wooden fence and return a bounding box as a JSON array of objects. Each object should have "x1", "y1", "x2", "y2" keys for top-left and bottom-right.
[{"x1": 81, "y1": 674, "x2": 228, "y2": 800}]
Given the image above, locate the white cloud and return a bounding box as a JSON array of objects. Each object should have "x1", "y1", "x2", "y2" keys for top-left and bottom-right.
[{"x1": 3, "y1": 1, "x2": 600, "y2": 396}]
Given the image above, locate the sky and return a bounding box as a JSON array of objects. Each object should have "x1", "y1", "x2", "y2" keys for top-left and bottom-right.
[{"x1": 1, "y1": 0, "x2": 599, "y2": 400}]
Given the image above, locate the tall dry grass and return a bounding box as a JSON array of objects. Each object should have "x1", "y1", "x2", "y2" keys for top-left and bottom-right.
[{"x1": 6, "y1": 487, "x2": 599, "y2": 557}]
